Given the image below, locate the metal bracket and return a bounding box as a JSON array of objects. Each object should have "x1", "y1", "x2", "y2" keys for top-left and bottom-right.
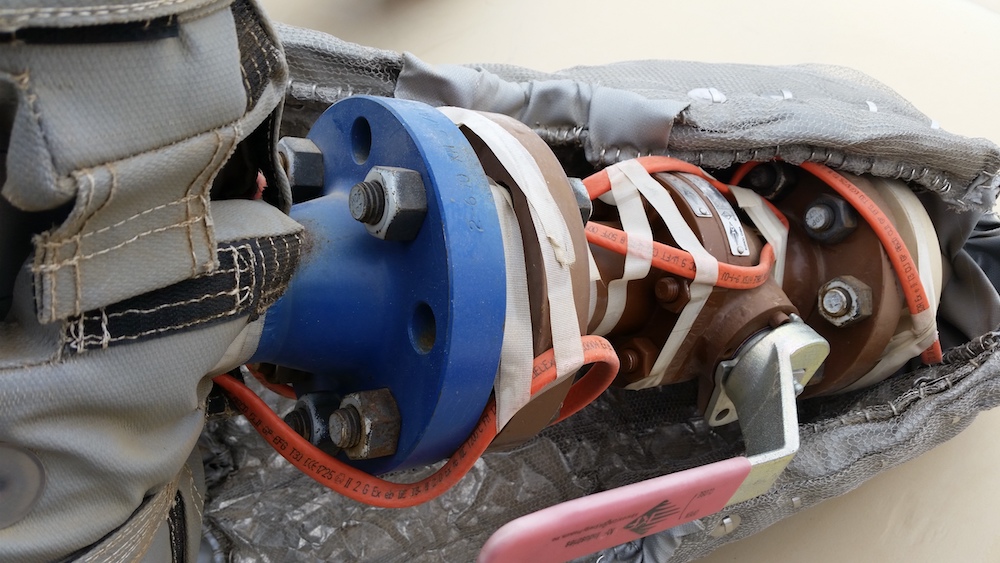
[
  {"x1": 706, "y1": 315, "x2": 825, "y2": 427},
  {"x1": 721, "y1": 318, "x2": 828, "y2": 506}
]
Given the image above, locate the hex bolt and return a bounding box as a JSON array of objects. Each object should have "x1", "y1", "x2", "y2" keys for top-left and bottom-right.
[
  {"x1": 337, "y1": 389, "x2": 402, "y2": 460},
  {"x1": 745, "y1": 165, "x2": 777, "y2": 192},
  {"x1": 655, "y1": 277, "x2": 681, "y2": 303},
  {"x1": 820, "y1": 287, "x2": 851, "y2": 317},
  {"x1": 803, "y1": 194, "x2": 858, "y2": 244},
  {"x1": 804, "y1": 203, "x2": 834, "y2": 232},
  {"x1": 349, "y1": 180, "x2": 386, "y2": 225},
  {"x1": 621, "y1": 349, "x2": 641, "y2": 373},
  {"x1": 277, "y1": 137, "x2": 325, "y2": 192},
  {"x1": 328, "y1": 405, "x2": 363, "y2": 449},
  {"x1": 356, "y1": 166, "x2": 428, "y2": 241},
  {"x1": 742, "y1": 162, "x2": 797, "y2": 201},
  {"x1": 817, "y1": 275, "x2": 873, "y2": 328},
  {"x1": 654, "y1": 276, "x2": 691, "y2": 313}
]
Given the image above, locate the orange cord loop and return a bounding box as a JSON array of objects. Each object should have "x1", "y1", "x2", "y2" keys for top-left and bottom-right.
[
  {"x1": 245, "y1": 364, "x2": 297, "y2": 399},
  {"x1": 215, "y1": 335, "x2": 620, "y2": 508}
]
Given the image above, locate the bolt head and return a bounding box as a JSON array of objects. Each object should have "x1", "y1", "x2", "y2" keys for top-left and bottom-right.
[
  {"x1": 338, "y1": 389, "x2": 401, "y2": 460},
  {"x1": 804, "y1": 204, "x2": 834, "y2": 231},
  {"x1": 654, "y1": 277, "x2": 681, "y2": 303},
  {"x1": 277, "y1": 137, "x2": 324, "y2": 190},
  {"x1": 817, "y1": 275, "x2": 873, "y2": 327},
  {"x1": 803, "y1": 194, "x2": 859, "y2": 244},
  {"x1": 283, "y1": 408, "x2": 310, "y2": 441},
  {"x1": 328, "y1": 405, "x2": 362, "y2": 449},
  {"x1": 621, "y1": 349, "x2": 641, "y2": 373},
  {"x1": 820, "y1": 287, "x2": 851, "y2": 317}
]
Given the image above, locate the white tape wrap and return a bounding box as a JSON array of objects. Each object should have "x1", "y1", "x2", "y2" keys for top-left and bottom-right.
[
  {"x1": 441, "y1": 107, "x2": 585, "y2": 430},
  {"x1": 617, "y1": 161, "x2": 719, "y2": 390},
  {"x1": 487, "y1": 182, "x2": 536, "y2": 429},
  {"x1": 840, "y1": 178, "x2": 941, "y2": 392},
  {"x1": 592, "y1": 165, "x2": 654, "y2": 336},
  {"x1": 729, "y1": 185, "x2": 788, "y2": 286}
]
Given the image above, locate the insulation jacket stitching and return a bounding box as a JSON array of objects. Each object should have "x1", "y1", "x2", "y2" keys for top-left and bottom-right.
[{"x1": 59, "y1": 232, "x2": 302, "y2": 354}]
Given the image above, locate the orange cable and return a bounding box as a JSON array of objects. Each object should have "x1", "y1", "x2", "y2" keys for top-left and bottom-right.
[
  {"x1": 582, "y1": 156, "x2": 779, "y2": 290},
  {"x1": 214, "y1": 335, "x2": 620, "y2": 508},
  {"x1": 586, "y1": 222, "x2": 774, "y2": 289},
  {"x1": 245, "y1": 363, "x2": 297, "y2": 400}
]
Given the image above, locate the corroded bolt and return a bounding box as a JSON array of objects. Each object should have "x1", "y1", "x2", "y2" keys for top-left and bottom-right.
[
  {"x1": 820, "y1": 287, "x2": 851, "y2": 317},
  {"x1": 349, "y1": 180, "x2": 386, "y2": 225},
  {"x1": 328, "y1": 405, "x2": 363, "y2": 449},
  {"x1": 817, "y1": 275, "x2": 872, "y2": 327}
]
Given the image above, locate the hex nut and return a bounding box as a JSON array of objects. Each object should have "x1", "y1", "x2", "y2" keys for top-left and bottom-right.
[
  {"x1": 655, "y1": 276, "x2": 691, "y2": 314},
  {"x1": 817, "y1": 275, "x2": 872, "y2": 327},
  {"x1": 361, "y1": 166, "x2": 428, "y2": 241},
  {"x1": 803, "y1": 194, "x2": 858, "y2": 244},
  {"x1": 277, "y1": 137, "x2": 325, "y2": 191},
  {"x1": 337, "y1": 388, "x2": 401, "y2": 460},
  {"x1": 618, "y1": 337, "x2": 659, "y2": 384},
  {"x1": 286, "y1": 393, "x2": 344, "y2": 456},
  {"x1": 743, "y1": 162, "x2": 798, "y2": 201}
]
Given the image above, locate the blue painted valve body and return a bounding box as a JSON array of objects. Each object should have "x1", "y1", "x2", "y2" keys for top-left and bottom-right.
[{"x1": 252, "y1": 97, "x2": 506, "y2": 474}]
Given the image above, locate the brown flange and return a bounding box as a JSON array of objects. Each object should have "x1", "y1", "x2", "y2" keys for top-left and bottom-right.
[
  {"x1": 451, "y1": 112, "x2": 591, "y2": 451},
  {"x1": 777, "y1": 171, "x2": 904, "y2": 397}
]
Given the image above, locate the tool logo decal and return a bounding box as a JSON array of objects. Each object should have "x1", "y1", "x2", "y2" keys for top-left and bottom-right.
[{"x1": 624, "y1": 498, "x2": 681, "y2": 536}]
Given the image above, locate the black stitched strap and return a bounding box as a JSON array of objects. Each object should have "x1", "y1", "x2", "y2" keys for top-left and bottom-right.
[
  {"x1": 61, "y1": 233, "x2": 302, "y2": 354},
  {"x1": 0, "y1": 16, "x2": 178, "y2": 45},
  {"x1": 167, "y1": 491, "x2": 187, "y2": 563}
]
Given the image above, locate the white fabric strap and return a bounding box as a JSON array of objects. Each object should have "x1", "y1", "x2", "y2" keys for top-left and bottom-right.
[
  {"x1": 487, "y1": 182, "x2": 536, "y2": 430},
  {"x1": 440, "y1": 107, "x2": 585, "y2": 427},
  {"x1": 592, "y1": 165, "x2": 654, "y2": 336},
  {"x1": 618, "y1": 162, "x2": 719, "y2": 390},
  {"x1": 729, "y1": 185, "x2": 788, "y2": 286},
  {"x1": 587, "y1": 247, "x2": 601, "y2": 326}
]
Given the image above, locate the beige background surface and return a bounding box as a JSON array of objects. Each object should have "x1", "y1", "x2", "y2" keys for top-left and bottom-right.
[{"x1": 258, "y1": 1, "x2": 1000, "y2": 561}]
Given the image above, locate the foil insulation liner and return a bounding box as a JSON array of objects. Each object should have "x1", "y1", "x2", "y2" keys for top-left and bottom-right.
[{"x1": 201, "y1": 331, "x2": 1000, "y2": 561}]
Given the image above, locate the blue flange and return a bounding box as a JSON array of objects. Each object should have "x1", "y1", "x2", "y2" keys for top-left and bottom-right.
[{"x1": 252, "y1": 96, "x2": 506, "y2": 473}]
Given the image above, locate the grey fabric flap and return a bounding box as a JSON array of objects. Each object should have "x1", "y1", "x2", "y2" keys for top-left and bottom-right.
[
  {"x1": 1, "y1": 0, "x2": 289, "y2": 323},
  {"x1": 30, "y1": 125, "x2": 233, "y2": 324},
  {"x1": 0, "y1": 7, "x2": 248, "y2": 212},
  {"x1": 0, "y1": 198, "x2": 299, "y2": 562}
]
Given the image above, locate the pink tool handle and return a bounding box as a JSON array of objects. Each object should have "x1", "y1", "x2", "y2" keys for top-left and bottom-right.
[{"x1": 478, "y1": 456, "x2": 751, "y2": 563}]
